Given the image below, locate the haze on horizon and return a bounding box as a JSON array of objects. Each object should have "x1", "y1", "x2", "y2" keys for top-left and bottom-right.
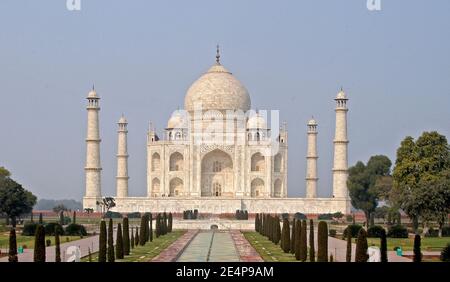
[{"x1": 0, "y1": 0, "x2": 449, "y2": 202}]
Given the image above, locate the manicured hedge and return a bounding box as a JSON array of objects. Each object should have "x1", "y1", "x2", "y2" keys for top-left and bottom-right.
[
  {"x1": 387, "y1": 225, "x2": 408, "y2": 238},
  {"x1": 65, "y1": 223, "x2": 87, "y2": 236},
  {"x1": 343, "y1": 224, "x2": 363, "y2": 239},
  {"x1": 44, "y1": 223, "x2": 64, "y2": 236},
  {"x1": 22, "y1": 222, "x2": 38, "y2": 236},
  {"x1": 104, "y1": 211, "x2": 122, "y2": 218},
  {"x1": 367, "y1": 225, "x2": 385, "y2": 238}
]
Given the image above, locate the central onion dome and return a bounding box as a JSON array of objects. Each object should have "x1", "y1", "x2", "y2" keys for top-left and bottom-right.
[{"x1": 184, "y1": 48, "x2": 251, "y2": 112}]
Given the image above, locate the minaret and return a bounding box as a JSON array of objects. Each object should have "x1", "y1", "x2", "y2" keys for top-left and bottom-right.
[
  {"x1": 83, "y1": 86, "x2": 102, "y2": 210},
  {"x1": 306, "y1": 117, "x2": 318, "y2": 198},
  {"x1": 116, "y1": 115, "x2": 129, "y2": 198},
  {"x1": 332, "y1": 88, "x2": 349, "y2": 198}
]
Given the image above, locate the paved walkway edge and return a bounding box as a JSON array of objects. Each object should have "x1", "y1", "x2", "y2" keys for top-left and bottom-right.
[
  {"x1": 151, "y1": 229, "x2": 199, "y2": 262},
  {"x1": 230, "y1": 230, "x2": 264, "y2": 262}
]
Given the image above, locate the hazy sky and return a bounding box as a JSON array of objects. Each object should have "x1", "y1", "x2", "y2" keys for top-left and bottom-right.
[{"x1": 0, "y1": 0, "x2": 449, "y2": 201}]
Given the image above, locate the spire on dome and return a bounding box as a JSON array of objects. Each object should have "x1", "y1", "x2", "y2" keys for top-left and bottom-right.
[{"x1": 216, "y1": 44, "x2": 221, "y2": 64}]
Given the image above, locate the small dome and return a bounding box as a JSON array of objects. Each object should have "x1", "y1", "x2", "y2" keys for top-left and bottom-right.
[
  {"x1": 88, "y1": 89, "x2": 98, "y2": 98},
  {"x1": 118, "y1": 116, "x2": 127, "y2": 124},
  {"x1": 167, "y1": 111, "x2": 187, "y2": 129},
  {"x1": 307, "y1": 118, "x2": 317, "y2": 126},
  {"x1": 247, "y1": 114, "x2": 267, "y2": 129},
  {"x1": 336, "y1": 89, "x2": 347, "y2": 99}
]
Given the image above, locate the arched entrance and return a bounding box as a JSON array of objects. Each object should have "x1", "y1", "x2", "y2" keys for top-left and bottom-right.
[
  {"x1": 251, "y1": 178, "x2": 264, "y2": 197},
  {"x1": 201, "y1": 149, "x2": 233, "y2": 197}
]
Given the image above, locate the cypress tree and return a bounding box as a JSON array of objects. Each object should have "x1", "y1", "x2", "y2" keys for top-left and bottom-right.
[
  {"x1": 73, "y1": 211, "x2": 76, "y2": 224},
  {"x1": 123, "y1": 217, "x2": 130, "y2": 256},
  {"x1": 355, "y1": 228, "x2": 369, "y2": 262},
  {"x1": 346, "y1": 227, "x2": 352, "y2": 262},
  {"x1": 309, "y1": 219, "x2": 315, "y2": 262},
  {"x1": 107, "y1": 218, "x2": 115, "y2": 262},
  {"x1": 33, "y1": 224, "x2": 46, "y2": 262},
  {"x1": 281, "y1": 218, "x2": 291, "y2": 253},
  {"x1": 135, "y1": 227, "x2": 139, "y2": 247},
  {"x1": 156, "y1": 214, "x2": 161, "y2": 238},
  {"x1": 39, "y1": 213, "x2": 43, "y2": 224},
  {"x1": 8, "y1": 228, "x2": 18, "y2": 262},
  {"x1": 330, "y1": 254, "x2": 334, "y2": 262},
  {"x1": 55, "y1": 226, "x2": 61, "y2": 262},
  {"x1": 98, "y1": 220, "x2": 107, "y2": 262},
  {"x1": 149, "y1": 213, "x2": 153, "y2": 242},
  {"x1": 290, "y1": 219, "x2": 296, "y2": 254},
  {"x1": 274, "y1": 218, "x2": 281, "y2": 244},
  {"x1": 255, "y1": 214, "x2": 259, "y2": 232},
  {"x1": 31, "y1": 212, "x2": 34, "y2": 223},
  {"x1": 59, "y1": 211, "x2": 64, "y2": 225},
  {"x1": 168, "y1": 213, "x2": 173, "y2": 233},
  {"x1": 116, "y1": 223, "x2": 124, "y2": 259},
  {"x1": 139, "y1": 215, "x2": 146, "y2": 246},
  {"x1": 317, "y1": 221, "x2": 328, "y2": 262},
  {"x1": 163, "y1": 212, "x2": 167, "y2": 235},
  {"x1": 300, "y1": 220, "x2": 307, "y2": 262},
  {"x1": 413, "y1": 234, "x2": 422, "y2": 262},
  {"x1": 380, "y1": 229, "x2": 388, "y2": 262},
  {"x1": 130, "y1": 227, "x2": 135, "y2": 249},
  {"x1": 144, "y1": 214, "x2": 149, "y2": 243},
  {"x1": 294, "y1": 220, "x2": 301, "y2": 260}
]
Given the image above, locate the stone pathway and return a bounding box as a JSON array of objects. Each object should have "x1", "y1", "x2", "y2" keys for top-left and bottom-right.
[
  {"x1": 229, "y1": 230, "x2": 264, "y2": 262},
  {"x1": 177, "y1": 231, "x2": 241, "y2": 262},
  {"x1": 151, "y1": 230, "x2": 198, "y2": 262}
]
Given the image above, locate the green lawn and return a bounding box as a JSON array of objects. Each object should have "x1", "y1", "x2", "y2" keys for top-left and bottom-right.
[
  {"x1": 363, "y1": 237, "x2": 450, "y2": 252},
  {"x1": 243, "y1": 231, "x2": 309, "y2": 262},
  {"x1": 0, "y1": 233, "x2": 83, "y2": 249},
  {"x1": 82, "y1": 230, "x2": 186, "y2": 262}
]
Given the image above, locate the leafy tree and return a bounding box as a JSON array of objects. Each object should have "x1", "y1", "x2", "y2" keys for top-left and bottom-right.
[
  {"x1": 98, "y1": 220, "x2": 107, "y2": 262},
  {"x1": 0, "y1": 166, "x2": 11, "y2": 177},
  {"x1": 53, "y1": 204, "x2": 68, "y2": 213},
  {"x1": 300, "y1": 220, "x2": 307, "y2": 262},
  {"x1": 97, "y1": 197, "x2": 116, "y2": 216},
  {"x1": 317, "y1": 221, "x2": 328, "y2": 262},
  {"x1": 33, "y1": 224, "x2": 46, "y2": 262},
  {"x1": 355, "y1": 228, "x2": 369, "y2": 262},
  {"x1": 55, "y1": 226, "x2": 61, "y2": 262},
  {"x1": 346, "y1": 227, "x2": 352, "y2": 262},
  {"x1": 107, "y1": 218, "x2": 115, "y2": 262},
  {"x1": 281, "y1": 218, "x2": 290, "y2": 253},
  {"x1": 380, "y1": 229, "x2": 388, "y2": 262},
  {"x1": 413, "y1": 234, "x2": 422, "y2": 262},
  {"x1": 392, "y1": 132, "x2": 450, "y2": 233},
  {"x1": 8, "y1": 228, "x2": 18, "y2": 262},
  {"x1": 348, "y1": 155, "x2": 392, "y2": 228},
  {"x1": 0, "y1": 176, "x2": 37, "y2": 227},
  {"x1": 309, "y1": 219, "x2": 315, "y2": 262},
  {"x1": 290, "y1": 219, "x2": 296, "y2": 254},
  {"x1": 123, "y1": 217, "x2": 130, "y2": 255},
  {"x1": 116, "y1": 223, "x2": 124, "y2": 259}
]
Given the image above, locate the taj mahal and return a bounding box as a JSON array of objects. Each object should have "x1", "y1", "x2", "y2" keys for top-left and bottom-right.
[{"x1": 83, "y1": 48, "x2": 351, "y2": 215}]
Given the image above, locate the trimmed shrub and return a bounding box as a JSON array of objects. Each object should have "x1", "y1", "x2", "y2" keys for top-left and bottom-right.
[
  {"x1": 441, "y1": 226, "x2": 450, "y2": 237},
  {"x1": 317, "y1": 221, "x2": 328, "y2": 262},
  {"x1": 55, "y1": 227, "x2": 61, "y2": 262},
  {"x1": 294, "y1": 219, "x2": 301, "y2": 260},
  {"x1": 127, "y1": 212, "x2": 141, "y2": 218},
  {"x1": 300, "y1": 220, "x2": 307, "y2": 262},
  {"x1": 72, "y1": 211, "x2": 76, "y2": 224},
  {"x1": 367, "y1": 225, "x2": 385, "y2": 238},
  {"x1": 22, "y1": 222, "x2": 38, "y2": 236},
  {"x1": 135, "y1": 227, "x2": 139, "y2": 247},
  {"x1": 440, "y1": 243, "x2": 450, "y2": 262},
  {"x1": 425, "y1": 227, "x2": 439, "y2": 238},
  {"x1": 65, "y1": 223, "x2": 87, "y2": 236},
  {"x1": 33, "y1": 225, "x2": 46, "y2": 262},
  {"x1": 380, "y1": 229, "x2": 388, "y2": 262},
  {"x1": 275, "y1": 218, "x2": 281, "y2": 245},
  {"x1": 290, "y1": 219, "x2": 296, "y2": 254},
  {"x1": 139, "y1": 215, "x2": 146, "y2": 246},
  {"x1": 130, "y1": 227, "x2": 135, "y2": 249},
  {"x1": 355, "y1": 228, "x2": 369, "y2": 262},
  {"x1": 346, "y1": 228, "x2": 352, "y2": 262},
  {"x1": 8, "y1": 228, "x2": 18, "y2": 262},
  {"x1": 318, "y1": 213, "x2": 333, "y2": 220},
  {"x1": 104, "y1": 211, "x2": 122, "y2": 219},
  {"x1": 107, "y1": 219, "x2": 115, "y2": 262},
  {"x1": 343, "y1": 224, "x2": 363, "y2": 239},
  {"x1": 149, "y1": 213, "x2": 153, "y2": 242},
  {"x1": 309, "y1": 219, "x2": 315, "y2": 262},
  {"x1": 387, "y1": 225, "x2": 408, "y2": 238},
  {"x1": 116, "y1": 223, "x2": 124, "y2": 259},
  {"x1": 168, "y1": 213, "x2": 173, "y2": 233},
  {"x1": 39, "y1": 213, "x2": 43, "y2": 224},
  {"x1": 98, "y1": 220, "x2": 107, "y2": 262},
  {"x1": 413, "y1": 234, "x2": 422, "y2": 262},
  {"x1": 294, "y1": 212, "x2": 307, "y2": 220},
  {"x1": 44, "y1": 223, "x2": 64, "y2": 236},
  {"x1": 281, "y1": 218, "x2": 291, "y2": 253},
  {"x1": 123, "y1": 218, "x2": 130, "y2": 256}
]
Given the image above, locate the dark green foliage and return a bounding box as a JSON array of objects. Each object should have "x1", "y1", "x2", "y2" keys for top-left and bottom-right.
[
  {"x1": 8, "y1": 228, "x2": 18, "y2": 262},
  {"x1": 139, "y1": 215, "x2": 146, "y2": 246},
  {"x1": 72, "y1": 211, "x2": 76, "y2": 224},
  {"x1": 424, "y1": 227, "x2": 439, "y2": 237},
  {"x1": 346, "y1": 228, "x2": 352, "y2": 262},
  {"x1": 135, "y1": 227, "x2": 139, "y2": 247},
  {"x1": 442, "y1": 226, "x2": 450, "y2": 237},
  {"x1": 127, "y1": 212, "x2": 141, "y2": 218},
  {"x1": 290, "y1": 219, "x2": 296, "y2": 253},
  {"x1": 355, "y1": 228, "x2": 369, "y2": 262},
  {"x1": 294, "y1": 220, "x2": 301, "y2": 260},
  {"x1": 65, "y1": 223, "x2": 87, "y2": 236},
  {"x1": 59, "y1": 211, "x2": 64, "y2": 225},
  {"x1": 104, "y1": 211, "x2": 123, "y2": 218},
  {"x1": 116, "y1": 223, "x2": 124, "y2": 259},
  {"x1": 123, "y1": 217, "x2": 130, "y2": 255},
  {"x1": 440, "y1": 243, "x2": 450, "y2": 262},
  {"x1": 98, "y1": 220, "x2": 107, "y2": 262},
  {"x1": 39, "y1": 213, "x2": 43, "y2": 224},
  {"x1": 413, "y1": 235, "x2": 422, "y2": 262},
  {"x1": 318, "y1": 212, "x2": 343, "y2": 220},
  {"x1": 33, "y1": 224, "x2": 46, "y2": 262},
  {"x1": 55, "y1": 227, "x2": 61, "y2": 262},
  {"x1": 294, "y1": 212, "x2": 307, "y2": 220},
  {"x1": 44, "y1": 223, "x2": 64, "y2": 236},
  {"x1": 300, "y1": 220, "x2": 307, "y2": 262},
  {"x1": 255, "y1": 213, "x2": 259, "y2": 232},
  {"x1": 281, "y1": 218, "x2": 290, "y2": 253},
  {"x1": 149, "y1": 213, "x2": 153, "y2": 242},
  {"x1": 380, "y1": 229, "x2": 388, "y2": 262},
  {"x1": 162, "y1": 212, "x2": 167, "y2": 235},
  {"x1": 130, "y1": 227, "x2": 135, "y2": 249},
  {"x1": 22, "y1": 222, "x2": 38, "y2": 236},
  {"x1": 343, "y1": 224, "x2": 363, "y2": 239},
  {"x1": 156, "y1": 214, "x2": 161, "y2": 238},
  {"x1": 107, "y1": 219, "x2": 115, "y2": 262},
  {"x1": 183, "y1": 210, "x2": 198, "y2": 219},
  {"x1": 275, "y1": 217, "x2": 281, "y2": 244},
  {"x1": 309, "y1": 219, "x2": 315, "y2": 262},
  {"x1": 367, "y1": 225, "x2": 385, "y2": 238},
  {"x1": 168, "y1": 213, "x2": 172, "y2": 233},
  {"x1": 329, "y1": 229, "x2": 337, "y2": 237},
  {"x1": 387, "y1": 225, "x2": 408, "y2": 238},
  {"x1": 317, "y1": 221, "x2": 328, "y2": 262}
]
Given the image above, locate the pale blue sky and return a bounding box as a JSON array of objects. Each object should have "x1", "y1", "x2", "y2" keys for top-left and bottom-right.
[{"x1": 0, "y1": 0, "x2": 449, "y2": 201}]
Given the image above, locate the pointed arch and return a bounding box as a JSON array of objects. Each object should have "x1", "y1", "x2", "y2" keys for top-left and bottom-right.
[
  {"x1": 251, "y1": 152, "x2": 265, "y2": 172},
  {"x1": 169, "y1": 152, "x2": 184, "y2": 171},
  {"x1": 251, "y1": 178, "x2": 264, "y2": 197}
]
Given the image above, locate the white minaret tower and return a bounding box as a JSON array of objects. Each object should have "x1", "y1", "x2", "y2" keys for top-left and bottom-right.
[
  {"x1": 332, "y1": 88, "x2": 349, "y2": 199},
  {"x1": 306, "y1": 117, "x2": 318, "y2": 198},
  {"x1": 83, "y1": 86, "x2": 102, "y2": 210},
  {"x1": 116, "y1": 115, "x2": 129, "y2": 198}
]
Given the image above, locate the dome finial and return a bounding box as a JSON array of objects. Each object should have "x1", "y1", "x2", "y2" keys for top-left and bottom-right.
[{"x1": 216, "y1": 44, "x2": 220, "y2": 64}]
